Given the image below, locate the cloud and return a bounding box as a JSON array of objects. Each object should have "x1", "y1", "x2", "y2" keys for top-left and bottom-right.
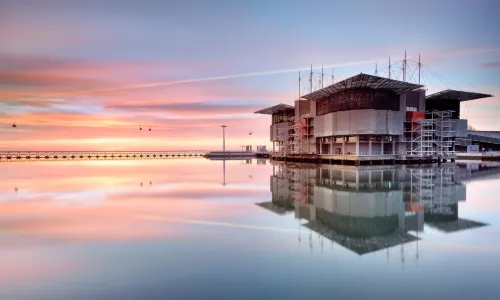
[
  {"x1": 0, "y1": 70, "x2": 104, "y2": 87},
  {"x1": 478, "y1": 62, "x2": 500, "y2": 69},
  {"x1": 0, "y1": 53, "x2": 206, "y2": 95}
]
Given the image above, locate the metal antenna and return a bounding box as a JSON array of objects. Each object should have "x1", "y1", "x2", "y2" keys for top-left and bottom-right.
[
  {"x1": 388, "y1": 56, "x2": 391, "y2": 79},
  {"x1": 309, "y1": 64, "x2": 313, "y2": 93},
  {"x1": 298, "y1": 71, "x2": 301, "y2": 98},
  {"x1": 375, "y1": 62, "x2": 379, "y2": 76},
  {"x1": 418, "y1": 53, "x2": 421, "y2": 85},
  {"x1": 403, "y1": 50, "x2": 407, "y2": 82},
  {"x1": 332, "y1": 68, "x2": 335, "y2": 84},
  {"x1": 321, "y1": 65, "x2": 324, "y2": 88}
]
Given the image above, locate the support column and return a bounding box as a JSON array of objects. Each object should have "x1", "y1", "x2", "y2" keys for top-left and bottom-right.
[
  {"x1": 342, "y1": 140, "x2": 345, "y2": 155},
  {"x1": 381, "y1": 139, "x2": 384, "y2": 156},
  {"x1": 319, "y1": 138, "x2": 322, "y2": 155},
  {"x1": 392, "y1": 138, "x2": 396, "y2": 155},
  {"x1": 273, "y1": 141, "x2": 275, "y2": 153},
  {"x1": 368, "y1": 136, "x2": 372, "y2": 156},
  {"x1": 355, "y1": 139, "x2": 360, "y2": 156}
]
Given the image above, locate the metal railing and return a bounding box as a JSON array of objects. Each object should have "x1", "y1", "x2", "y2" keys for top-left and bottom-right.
[{"x1": 0, "y1": 150, "x2": 208, "y2": 162}]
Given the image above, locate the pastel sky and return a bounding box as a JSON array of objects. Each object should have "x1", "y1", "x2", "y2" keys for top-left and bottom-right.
[{"x1": 1, "y1": 0, "x2": 499, "y2": 151}]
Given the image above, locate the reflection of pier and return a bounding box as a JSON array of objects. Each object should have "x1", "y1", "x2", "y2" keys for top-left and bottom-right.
[
  {"x1": 0, "y1": 151, "x2": 207, "y2": 162},
  {"x1": 257, "y1": 162, "x2": 496, "y2": 256},
  {"x1": 454, "y1": 161, "x2": 500, "y2": 182}
]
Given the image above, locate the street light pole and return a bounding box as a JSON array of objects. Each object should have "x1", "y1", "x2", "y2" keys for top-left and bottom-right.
[{"x1": 221, "y1": 125, "x2": 227, "y2": 153}]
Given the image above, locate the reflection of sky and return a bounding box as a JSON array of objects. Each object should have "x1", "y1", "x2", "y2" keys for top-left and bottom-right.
[{"x1": 1, "y1": 159, "x2": 500, "y2": 299}]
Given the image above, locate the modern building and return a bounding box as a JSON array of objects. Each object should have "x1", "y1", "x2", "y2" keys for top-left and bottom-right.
[{"x1": 255, "y1": 73, "x2": 493, "y2": 163}]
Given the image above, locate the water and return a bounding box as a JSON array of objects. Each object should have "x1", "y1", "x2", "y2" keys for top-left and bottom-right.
[{"x1": 1, "y1": 158, "x2": 500, "y2": 300}]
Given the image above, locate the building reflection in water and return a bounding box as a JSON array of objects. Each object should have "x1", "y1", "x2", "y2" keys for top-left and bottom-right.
[{"x1": 257, "y1": 162, "x2": 497, "y2": 257}]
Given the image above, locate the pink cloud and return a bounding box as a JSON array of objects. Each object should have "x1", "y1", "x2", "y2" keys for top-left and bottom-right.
[{"x1": 478, "y1": 62, "x2": 500, "y2": 69}]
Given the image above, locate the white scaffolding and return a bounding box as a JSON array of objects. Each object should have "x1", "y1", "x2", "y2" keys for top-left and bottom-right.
[
  {"x1": 288, "y1": 167, "x2": 314, "y2": 207},
  {"x1": 404, "y1": 119, "x2": 435, "y2": 157},
  {"x1": 431, "y1": 110, "x2": 455, "y2": 157},
  {"x1": 409, "y1": 168, "x2": 435, "y2": 204},
  {"x1": 404, "y1": 110, "x2": 456, "y2": 158},
  {"x1": 408, "y1": 167, "x2": 459, "y2": 216},
  {"x1": 291, "y1": 118, "x2": 313, "y2": 154}
]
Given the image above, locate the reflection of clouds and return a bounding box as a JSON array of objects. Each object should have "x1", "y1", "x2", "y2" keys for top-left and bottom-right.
[
  {"x1": 0, "y1": 160, "x2": 268, "y2": 244},
  {"x1": 0, "y1": 249, "x2": 81, "y2": 289},
  {"x1": 52, "y1": 190, "x2": 106, "y2": 206},
  {"x1": 135, "y1": 214, "x2": 297, "y2": 233}
]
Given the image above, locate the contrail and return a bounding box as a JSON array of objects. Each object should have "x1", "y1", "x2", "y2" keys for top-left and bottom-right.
[{"x1": 41, "y1": 58, "x2": 379, "y2": 98}]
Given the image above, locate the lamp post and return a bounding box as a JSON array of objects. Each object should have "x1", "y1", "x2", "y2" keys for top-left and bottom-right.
[{"x1": 221, "y1": 125, "x2": 227, "y2": 153}]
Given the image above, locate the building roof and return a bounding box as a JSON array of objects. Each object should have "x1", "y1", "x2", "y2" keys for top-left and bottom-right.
[
  {"x1": 300, "y1": 73, "x2": 423, "y2": 101},
  {"x1": 426, "y1": 218, "x2": 487, "y2": 233},
  {"x1": 254, "y1": 103, "x2": 294, "y2": 115},
  {"x1": 304, "y1": 221, "x2": 419, "y2": 255},
  {"x1": 426, "y1": 89, "x2": 493, "y2": 102},
  {"x1": 255, "y1": 202, "x2": 291, "y2": 215}
]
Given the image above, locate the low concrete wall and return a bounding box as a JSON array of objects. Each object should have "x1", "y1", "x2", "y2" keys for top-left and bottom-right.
[{"x1": 457, "y1": 152, "x2": 500, "y2": 161}]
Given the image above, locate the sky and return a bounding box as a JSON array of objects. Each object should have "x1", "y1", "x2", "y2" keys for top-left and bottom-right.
[{"x1": 1, "y1": 0, "x2": 499, "y2": 151}]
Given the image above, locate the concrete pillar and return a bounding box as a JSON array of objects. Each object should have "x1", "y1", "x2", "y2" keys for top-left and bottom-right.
[
  {"x1": 319, "y1": 138, "x2": 322, "y2": 155},
  {"x1": 381, "y1": 139, "x2": 384, "y2": 156},
  {"x1": 392, "y1": 139, "x2": 396, "y2": 155},
  {"x1": 273, "y1": 141, "x2": 275, "y2": 153},
  {"x1": 368, "y1": 136, "x2": 372, "y2": 156},
  {"x1": 355, "y1": 140, "x2": 360, "y2": 156},
  {"x1": 342, "y1": 140, "x2": 345, "y2": 155}
]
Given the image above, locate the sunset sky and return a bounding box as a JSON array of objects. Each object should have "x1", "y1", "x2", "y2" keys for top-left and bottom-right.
[{"x1": 1, "y1": 0, "x2": 499, "y2": 151}]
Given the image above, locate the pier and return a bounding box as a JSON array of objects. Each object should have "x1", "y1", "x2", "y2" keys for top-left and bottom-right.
[
  {"x1": 456, "y1": 152, "x2": 500, "y2": 161},
  {"x1": 0, "y1": 150, "x2": 207, "y2": 162},
  {"x1": 269, "y1": 153, "x2": 447, "y2": 166}
]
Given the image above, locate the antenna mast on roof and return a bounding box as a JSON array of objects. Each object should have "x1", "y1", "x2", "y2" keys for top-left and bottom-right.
[
  {"x1": 388, "y1": 57, "x2": 391, "y2": 79},
  {"x1": 309, "y1": 64, "x2": 313, "y2": 93},
  {"x1": 298, "y1": 71, "x2": 301, "y2": 98},
  {"x1": 403, "y1": 50, "x2": 407, "y2": 82},
  {"x1": 375, "y1": 62, "x2": 379, "y2": 76},
  {"x1": 418, "y1": 53, "x2": 421, "y2": 85},
  {"x1": 332, "y1": 68, "x2": 335, "y2": 84},
  {"x1": 321, "y1": 65, "x2": 324, "y2": 88}
]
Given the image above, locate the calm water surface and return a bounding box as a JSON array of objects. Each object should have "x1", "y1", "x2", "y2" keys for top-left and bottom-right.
[{"x1": 1, "y1": 158, "x2": 500, "y2": 300}]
